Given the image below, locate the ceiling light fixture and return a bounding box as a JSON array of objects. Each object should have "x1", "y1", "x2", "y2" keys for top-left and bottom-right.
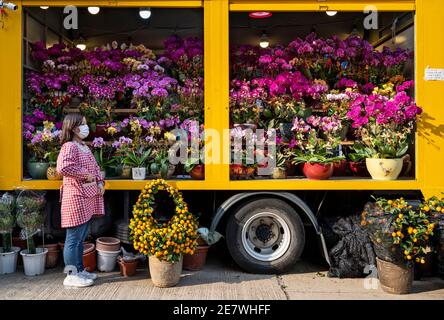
[
  {"x1": 40, "y1": 6, "x2": 49, "y2": 10},
  {"x1": 87, "y1": 6, "x2": 100, "y2": 15},
  {"x1": 326, "y1": 11, "x2": 337, "y2": 16},
  {"x1": 249, "y1": 11, "x2": 272, "y2": 19},
  {"x1": 139, "y1": 7, "x2": 151, "y2": 19},
  {"x1": 76, "y1": 36, "x2": 86, "y2": 51},
  {"x1": 259, "y1": 31, "x2": 269, "y2": 48}
]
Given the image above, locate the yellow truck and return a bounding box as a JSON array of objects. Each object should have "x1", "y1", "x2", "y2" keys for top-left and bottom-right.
[{"x1": 0, "y1": 0, "x2": 443, "y2": 273}]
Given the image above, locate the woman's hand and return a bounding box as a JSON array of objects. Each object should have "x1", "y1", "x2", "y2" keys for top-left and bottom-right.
[
  {"x1": 86, "y1": 174, "x2": 95, "y2": 182},
  {"x1": 98, "y1": 183, "x2": 105, "y2": 196}
]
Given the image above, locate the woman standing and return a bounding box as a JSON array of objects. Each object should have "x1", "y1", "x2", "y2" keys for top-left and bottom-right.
[{"x1": 57, "y1": 113, "x2": 105, "y2": 287}]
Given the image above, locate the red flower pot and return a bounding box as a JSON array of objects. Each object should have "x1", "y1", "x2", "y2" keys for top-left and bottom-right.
[
  {"x1": 349, "y1": 161, "x2": 370, "y2": 177},
  {"x1": 189, "y1": 164, "x2": 205, "y2": 180},
  {"x1": 302, "y1": 163, "x2": 333, "y2": 180},
  {"x1": 333, "y1": 160, "x2": 348, "y2": 177},
  {"x1": 183, "y1": 245, "x2": 210, "y2": 271},
  {"x1": 230, "y1": 164, "x2": 244, "y2": 178},
  {"x1": 83, "y1": 243, "x2": 96, "y2": 272}
]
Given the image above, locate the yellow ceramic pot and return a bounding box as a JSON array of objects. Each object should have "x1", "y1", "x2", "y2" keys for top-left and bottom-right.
[{"x1": 365, "y1": 158, "x2": 403, "y2": 180}]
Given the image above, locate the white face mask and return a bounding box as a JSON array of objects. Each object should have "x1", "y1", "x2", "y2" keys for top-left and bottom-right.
[{"x1": 76, "y1": 125, "x2": 90, "y2": 139}]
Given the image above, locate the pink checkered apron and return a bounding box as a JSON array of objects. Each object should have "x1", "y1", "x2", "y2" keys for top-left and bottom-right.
[{"x1": 57, "y1": 141, "x2": 105, "y2": 228}]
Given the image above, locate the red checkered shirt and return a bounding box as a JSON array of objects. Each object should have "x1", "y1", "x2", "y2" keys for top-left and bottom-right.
[{"x1": 57, "y1": 141, "x2": 105, "y2": 228}]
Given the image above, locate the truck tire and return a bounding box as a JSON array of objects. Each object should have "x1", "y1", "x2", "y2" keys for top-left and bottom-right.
[{"x1": 226, "y1": 198, "x2": 305, "y2": 274}]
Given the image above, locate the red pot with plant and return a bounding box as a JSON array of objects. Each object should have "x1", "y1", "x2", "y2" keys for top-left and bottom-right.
[
  {"x1": 302, "y1": 163, "x2": 334, "y2": 180},
  {"x1": 349, "y1": 161, "x2": 370, "y2": 177},
  {"x1": 333, "y1": 160, "x2": 348, "y2": 177},
  {"x1": 230, "y1": 164, "x2": 244, "y2": 179},
  {"x1": 189, "y1": 164, "x2": 205, "y2": 180}
]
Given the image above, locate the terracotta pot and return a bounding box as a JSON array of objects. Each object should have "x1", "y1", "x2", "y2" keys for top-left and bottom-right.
[
  {"x1": 230, "y1": 164, "x2": 244, "y2": 179},
  {"x1": 349, "y1": 161, "x2": 370, "y2": 177},
  {"x1": 189, "y1": 164, "x2": 205, "y2": 180},
  {"x1": 38, "y1": 244, "x2": 59, "y2": 269},
  {"x1": 47, "y1": 166, "x2": 62, "y2": 180},
  {"x1": 83, "y1": 244, "x2": 96, "y2": 272},
  {"x1": 118, "y1": 257, "x2": 138, "y2": 277},
  {"x1": 302, "y1": 163, "x2": 333, "y2": 180},
  {"x1": 333, "y1": 160, "x2": 348, "y2": 177},
  {"x1": 149, "y1": 255, "x2": 183, "y2": 288},
  {"x1": 96, "y1": 237, "x2": 121, "y2": 252},
  {"x1": 366, "y1": 158, "x2": 403, "y2": 181},
  {"x1": 183, "y1": 245, "x2": 210, "y2": 271},
  {"x1": 376, "y1": 257, "x2": 413, "y2": 294}
]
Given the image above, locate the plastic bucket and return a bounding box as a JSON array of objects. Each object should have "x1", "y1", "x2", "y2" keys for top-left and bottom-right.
[
  {"x1": 97, "y1": 249, "x2": 120, "y2": 272},
  {"x1": 20, "y1": 248, "x2": 48, "y2": 276},
  {"x1": 0, "y1": 247, "x2": 20, "y2": 274}
]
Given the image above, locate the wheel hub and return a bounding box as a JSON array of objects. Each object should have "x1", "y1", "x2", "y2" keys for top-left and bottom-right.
[{"x1": 255, "y1": 223, "x2": 274, "y2": 243}]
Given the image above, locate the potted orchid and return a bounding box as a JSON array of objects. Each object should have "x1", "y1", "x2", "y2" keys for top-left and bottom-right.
[
  {"x1": 289, "y1": 116, "x2": 344, "y2": 180},
  {"x1": 26, "y1": 121, "x2": 61, "y2": 180},
  {"x1": 346, "y1": 81, "x2": 422, "y2": 180},
  {"x1": 91, "y1": 138, "x2": 118, "y2": 179}
]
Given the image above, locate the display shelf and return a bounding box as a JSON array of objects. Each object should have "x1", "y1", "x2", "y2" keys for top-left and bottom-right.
[{"x1": 17, "y1": 176, "x2": 419, "y2": 191}]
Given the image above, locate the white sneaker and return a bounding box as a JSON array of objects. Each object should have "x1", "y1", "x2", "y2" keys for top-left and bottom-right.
[
  {"x1": 63, "y1": 274, "x2": 94, "y2": 288},
  {"x1": 78, "y1": 270, "x2": 98, "y2": 280}
]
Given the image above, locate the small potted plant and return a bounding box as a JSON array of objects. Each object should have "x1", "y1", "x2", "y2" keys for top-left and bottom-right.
[
  {"x1": 130, "y1": 179, "x2": 198, "y2": 287},
  {"x1": 45, "y1": 149, "x2": 62, "y2": 180},
  {"x1": 184, "y1": 155, "x2": 204, "y2": 180},
  {"x1": 347, "y1": 143, "x2": 372, "y2": 177},
  {"x1": 26, "y1": 121, "x2": 61, "y2": 179},
  {"x1": 346, "y1": 82, "x2": 422, "y2": 180},
  {"x1": 123, "y1": 148, "x2": 152, "y2": 180},
  {"x1": 290, "y1": 116, "x2": 344, "y2": 180},
  {"x1": 0, "y1": 192, "x2": 20, "y2": 274},
  {"x1": 418, "y1": 196, "x2": 444, "y2": 278},
  {"x1": 15, "y1": 190, "x2": 48, "y2": 276},
  {"x1": 91, "y1": 137, "x2": 118, "y2": 179},
  {"x1": 271, "y1": 152, "x2": 288, "y2": 179},
  {"x1": 183, "y1": 227, "x2": 222, "y2": 271},
  {"x1": 361, "y1": 197, "x2": 434, "y2": 294}
]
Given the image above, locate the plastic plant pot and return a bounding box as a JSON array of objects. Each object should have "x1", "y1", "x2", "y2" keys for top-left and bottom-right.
[
  {"x1": 0, "y1": 247, "x2": 20, "y2": 274},
  {"x1": 20, "y1": 248, "x2": 48, "y2": 276},
  {"x1": 97, "y1": 249, "x2": 120, "y2": 272}
]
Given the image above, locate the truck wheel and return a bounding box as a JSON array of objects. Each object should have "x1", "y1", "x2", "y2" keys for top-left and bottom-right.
[{"x1": 226, "y1": 198, "x2": 305, "y2": 274}]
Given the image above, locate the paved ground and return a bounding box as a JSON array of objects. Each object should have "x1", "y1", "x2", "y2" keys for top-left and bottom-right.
[{"x1": 1, "y1": 252, "x2": 443, "y2": 300}]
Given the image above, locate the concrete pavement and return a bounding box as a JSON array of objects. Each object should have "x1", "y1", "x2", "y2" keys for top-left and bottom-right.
[{"x1": 1, "y1": 253, "x2": 443, "y2": 300}]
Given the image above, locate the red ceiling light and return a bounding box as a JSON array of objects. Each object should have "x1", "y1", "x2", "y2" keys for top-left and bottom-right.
[{"x1": 249, "y1": 11, "x2": 272, "y2": 19}]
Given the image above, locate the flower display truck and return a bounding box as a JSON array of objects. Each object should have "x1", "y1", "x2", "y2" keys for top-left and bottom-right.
[{"x1": 0, "y1": 0, "x2": 443, "y2": 274}]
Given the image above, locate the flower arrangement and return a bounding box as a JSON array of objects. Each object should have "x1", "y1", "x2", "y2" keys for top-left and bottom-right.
[
  {"x1": 25, "y1": 121, "x2": 61, "y2": 162},
  {"x1": 346, "y1": 81, "x2": 421, "y2": 159},
  {"x1": 289, "y1": 115, "x2": 344, "y2": 164},
  {"x1": 362, "y1": 197, "x2": 434, "y2": 264},
  {"x1": 130, "y1": 179, "x2": 198, "y2": 262},
  {"x1": 91, "y1": 137, "x2": 118, "y2": 175}
]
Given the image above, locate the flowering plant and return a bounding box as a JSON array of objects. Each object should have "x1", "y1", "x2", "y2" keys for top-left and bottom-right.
[
  {"x1": 346, "y1": 81, "x2": 421, "y2": 159},
  {"x1": 362, "y1": 197, "x2": 434, "y2": 265},
  {"x1": 26, "y1": 121, "x2": 61, "y2": 162},
  {"x1": 289, "y1": 116, "x2": 344, "y2": 164},
  {"x1": 130, "y1": 179, "x2": 198, "y2": 262},
  {"x1": 91, "y1": 137, "x2": 118, "y2": 172}
]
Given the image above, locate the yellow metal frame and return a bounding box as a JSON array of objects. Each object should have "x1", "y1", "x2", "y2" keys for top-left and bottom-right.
[{"x1": 1, "y1": 0, "x2": 443, "y2": 197}]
